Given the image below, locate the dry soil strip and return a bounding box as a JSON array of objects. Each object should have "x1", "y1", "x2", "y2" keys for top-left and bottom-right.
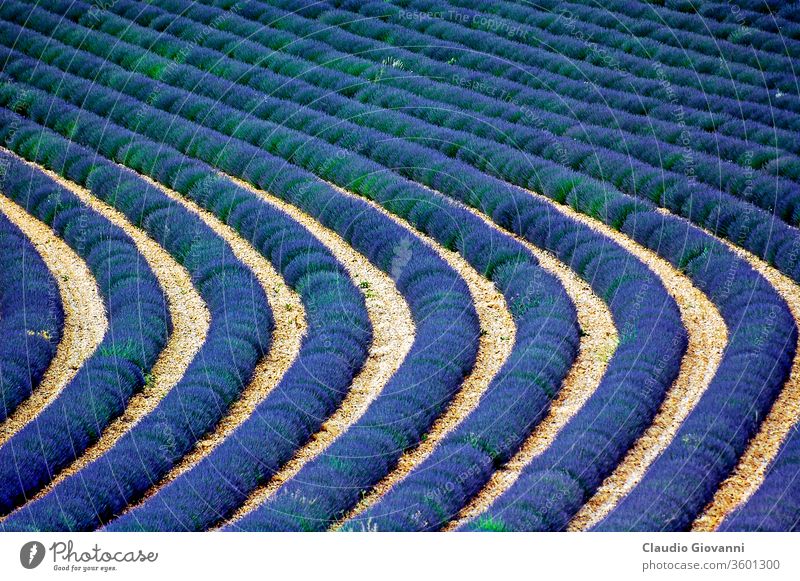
[
  {"x1": 236, "y1": 180, "x2": 514, "y2": 532},
  {"x1": 559, "y1": 201, "x2": 727, "y2": 531},
  {"x1": 447, "y1": 189, "x2": 726, "y2": 530},
  {"x1": 111, "y1": 171, "x2": 307, "y2": 512},
  {"x1": 0, "y1": 191, "x2": 106, "y2": 447},
  {"x1": 7, "y1": 162, "x2": 210, "y2": 505},
  {"x1": 692, "y1": 219, "x2": 800, "y2": 531},
  {"x1": 216, "y1": 175, "x2": 417, "y2": 527},
  {"x1": 441, "y1": 221, "x2": 619, "y2": 530}
]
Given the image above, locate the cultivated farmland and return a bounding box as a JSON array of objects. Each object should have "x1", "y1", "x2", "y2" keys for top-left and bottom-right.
[{"x1": 0, "y1": 0, "x2": 798, "y2": 532}]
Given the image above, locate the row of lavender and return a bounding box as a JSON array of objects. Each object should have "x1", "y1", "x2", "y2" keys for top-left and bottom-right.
[{"x1": 0, "y1": 208, "x2": 63, "y2": 423}]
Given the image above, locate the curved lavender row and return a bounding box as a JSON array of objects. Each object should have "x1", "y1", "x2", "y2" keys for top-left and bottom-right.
[
  {"x1": 12, "y1": 3, "x2": 796, "y2": 236},
  {"x1": 463, "y1": 213, "x2": 795, "y2": 530},
  {"x1": 0, "y1": 89, "x2": 478, "y2": 532},
  {"x1": 254, "y1": 0, "x2": 799, "y2": 133},
  {"x1": 720, "y1": 426, "x2": 800, "y2": 531},
  {"x1": 0, "y1": 210, "x2": 63, "y2": 422},
  {"x1": 455, "y1": 0, "x2": 799, "y2": 78},
  {"x1": 0, "y1": 120, "x2": 284, "y2": 530},
  {"x1": 0, "y1": 52, "x2": 567, "y2": 534},
  {"x1": 0, "y1": 151, "x2": 169, "y2": 517},
  {"x1": 371, "y1": 0, "x2": 800, "y2": 115}
]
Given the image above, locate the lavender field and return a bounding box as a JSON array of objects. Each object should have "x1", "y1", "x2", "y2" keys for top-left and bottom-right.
[{"x1": 0, "y1": 0, "x2": 799, "y2": 532}]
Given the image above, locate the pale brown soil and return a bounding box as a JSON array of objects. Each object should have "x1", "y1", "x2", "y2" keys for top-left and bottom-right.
[
  {"x1": 7, "y1": 163, "x2": 210, "y2": 506},
  {"x1": 213, "y1": 175, "x2": 415, "y2": 528},
  {"x1": 110, "y1": 172, "x2": 306, "y2": 513},
  {"x1": 549, "y1": 197, "x2": 728, "y2": 531},
  {"x1": 300, "y1": 181, "x2": 516, "y2": 531},
  {"x1": 0, "y1": 189, "x2": 107, "y2": 447},
  {"x1": 442, "y1": 205, "x2": 618, "y2": 531},
  {"x1": 692, "y1": 221, "x2": 800, "y2": 531}
]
